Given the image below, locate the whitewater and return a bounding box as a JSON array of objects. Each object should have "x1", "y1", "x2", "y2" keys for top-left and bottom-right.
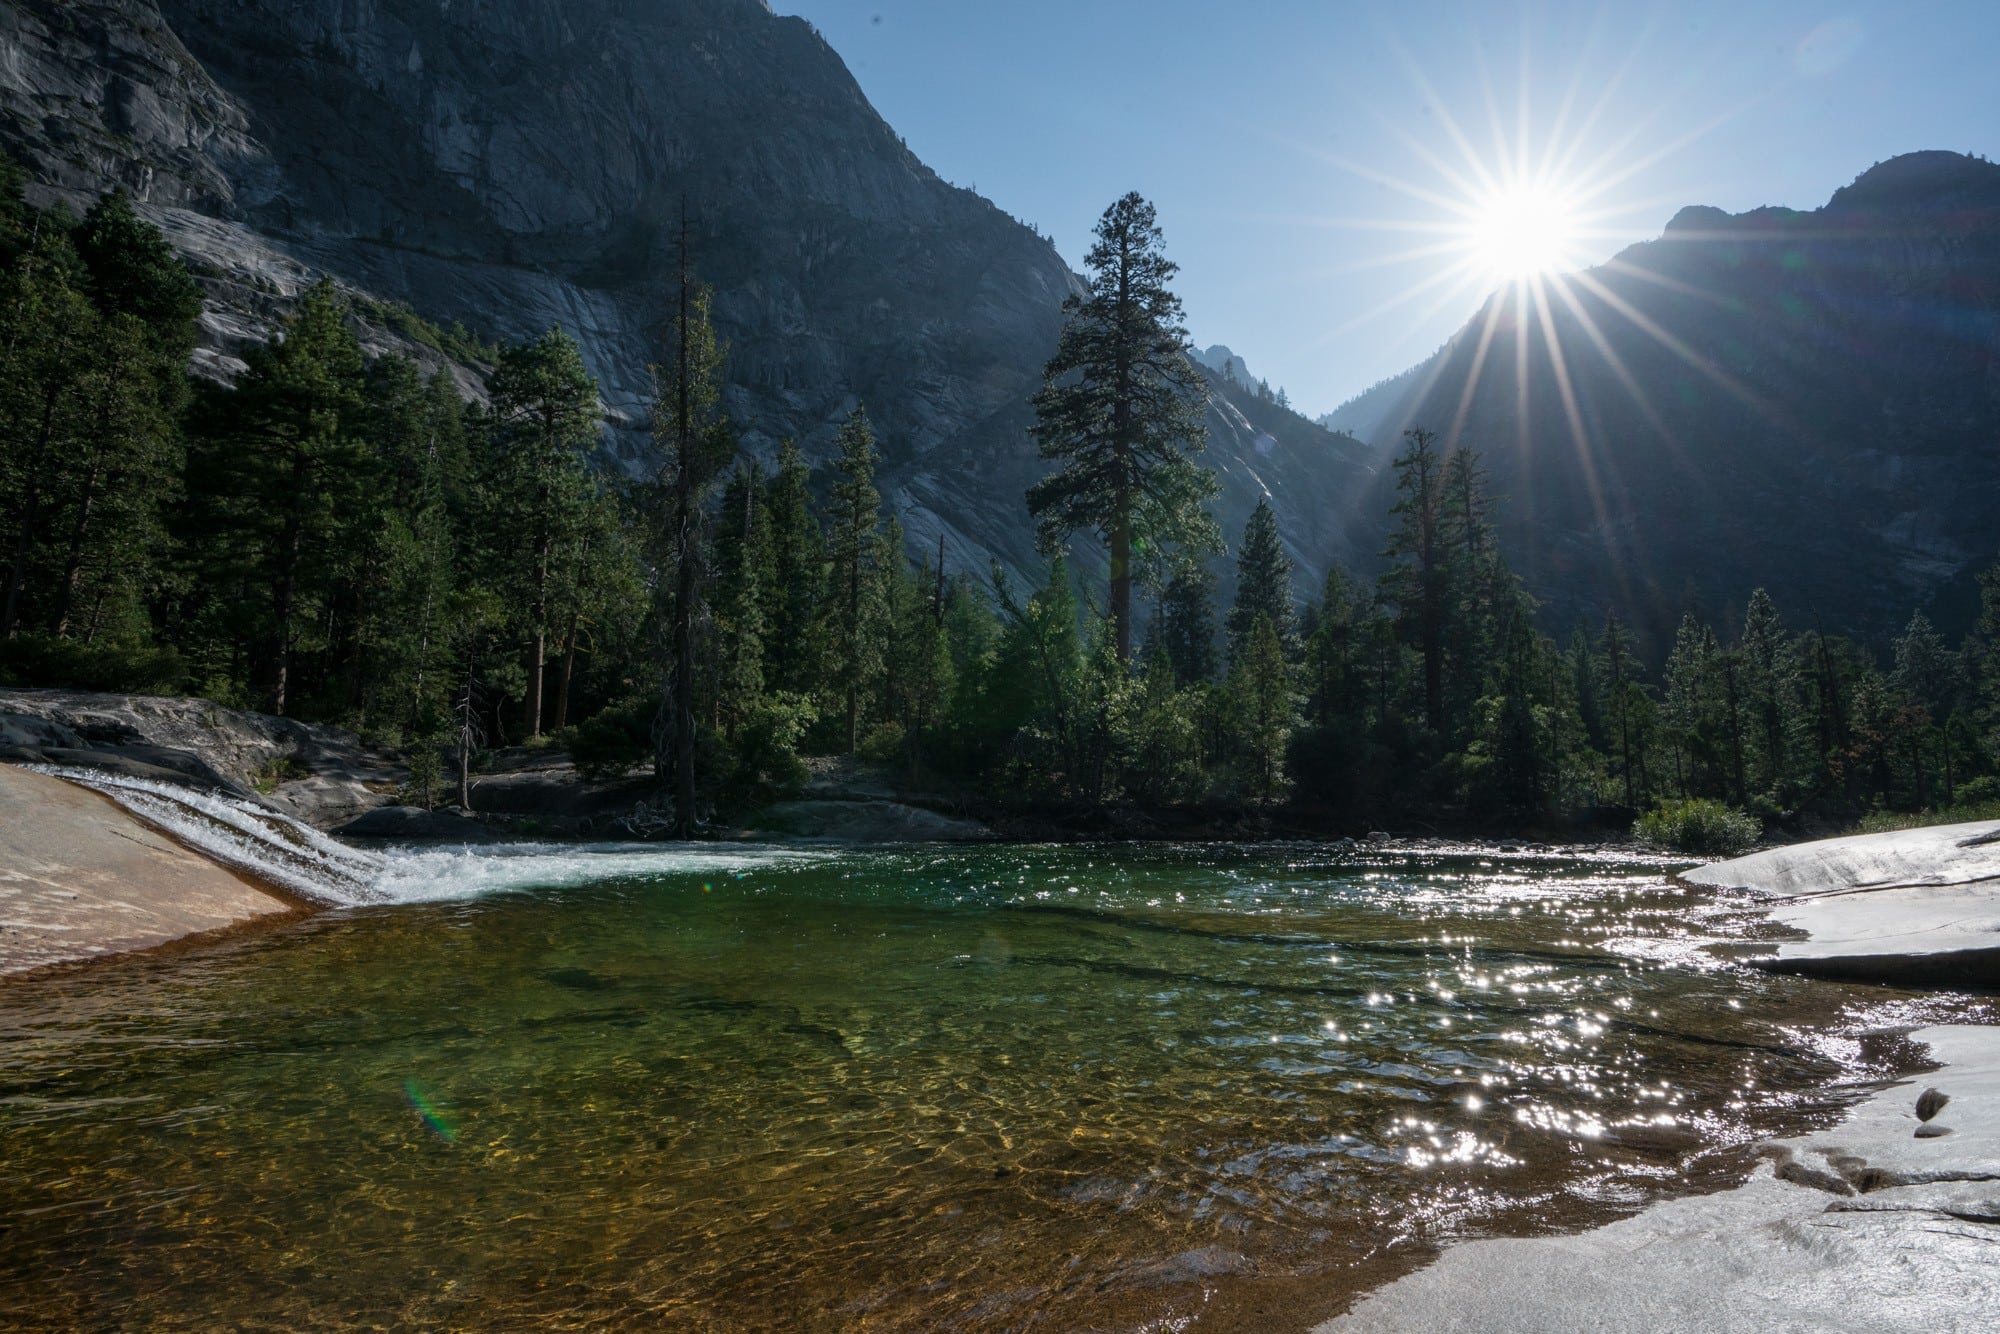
[{"x1": 28, "y1": 765, "x2": 825, "y2": 907}]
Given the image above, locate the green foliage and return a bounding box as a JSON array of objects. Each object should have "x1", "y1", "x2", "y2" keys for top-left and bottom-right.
[
  {"x1": 7, "y1": 171, "x2": 1993, "y2": 839},
  {"x1": 1151, "y1": 563, "x2": 1217, "y2": 684},
  {"x1": 1029, "y1": 192, "x2": 1219, "y2": 659},
  {"x1": 570, "y1": 697, "x2": 654, "y2": 781},
  {"x1": 1227, "y1": 498, "x2": 1294, "y2": 665},
  {"x1": 1633, "y1": 798, "x2": 1761, "y2": 855},
  {"x1": 857, "y1": 719, "x2": 906, "y2": 766},
  {"x1": 1229, "y1": 612, "x2": 1294, "y2": 801},
  {"x1": 0, "y1": 633, "x2": 186, "y2": 694},
  {"x1": 826, "y1": 407, "x2": 885, "y2": 752},
  {"x1": 1850, "y1": 798, "x2": 2000, "y2": 835},
  {"x1": 353, "y1": 296, "x2": 500, "y2": 366}
]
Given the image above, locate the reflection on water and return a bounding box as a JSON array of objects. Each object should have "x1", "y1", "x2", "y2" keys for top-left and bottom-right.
[{"x1": 0, "y1": 843, "x2": 1985, "y2": 1330}]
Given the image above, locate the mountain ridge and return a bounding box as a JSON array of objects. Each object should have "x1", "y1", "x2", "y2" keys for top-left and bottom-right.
[
  {"x1": 1328, "y1": 149, "x2": 2000, "y2": 646},
  {"x1": 0, "y1": 0, "x2": 1380, "y2": 598}
]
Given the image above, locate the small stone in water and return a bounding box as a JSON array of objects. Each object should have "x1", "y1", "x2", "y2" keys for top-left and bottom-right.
[{"x1": 1915, "y1": 1087, "x2": 1949, "y2": 1121}]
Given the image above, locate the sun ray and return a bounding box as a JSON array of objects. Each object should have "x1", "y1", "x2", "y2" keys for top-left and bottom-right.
[
  {"x1": 1526, "y1": 274, "x2": 1643, "y2": 609},
  {"x1": 1563, "y1": 267, "x2": 1808, "y2": 450},
  {"x1": 1542, "y1": 270, "x2": 1681, "y2": 449}
]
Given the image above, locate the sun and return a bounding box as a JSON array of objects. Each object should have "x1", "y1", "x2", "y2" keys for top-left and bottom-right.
[{"x1": 1468, "y1": 185, "x2": 1581, "y2": 284}]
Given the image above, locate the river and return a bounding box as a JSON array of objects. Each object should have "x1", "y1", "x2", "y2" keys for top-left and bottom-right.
[{"x1": 0, "y1": 841, "x2": 1986, "y2": 1329}]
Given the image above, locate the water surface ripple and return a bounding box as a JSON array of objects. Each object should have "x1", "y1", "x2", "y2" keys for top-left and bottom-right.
[{"x1": 0, "y1": 842, "x2": 1985, "y2": 1330}]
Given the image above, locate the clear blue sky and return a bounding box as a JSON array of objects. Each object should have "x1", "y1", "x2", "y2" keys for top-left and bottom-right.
[{"x1": 770, "y1": 0, "x2": 2000, "y2": 416}]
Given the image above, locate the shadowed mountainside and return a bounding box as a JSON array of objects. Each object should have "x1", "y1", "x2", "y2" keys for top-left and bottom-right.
[
  {"x1": 0, "y1": 0, "x2": 1379, "y2": 596},
  {"x1": 1331, "y1": 150, "x2": 2000, "y2": 648}
]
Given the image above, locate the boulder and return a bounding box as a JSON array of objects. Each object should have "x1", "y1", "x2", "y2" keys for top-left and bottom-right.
[
  {"x1": 742, "y1": 799, "x2": 993, "y2": 843},
  {"x1": 0, "y1": 689, "x2": 401, "y2": 829},
  {"x1": 336, "y1": 806, "x2": 502, "y2": 844},
  {"x1": 1683, "y1": 819, "x2": 2000, "y2": 985}
]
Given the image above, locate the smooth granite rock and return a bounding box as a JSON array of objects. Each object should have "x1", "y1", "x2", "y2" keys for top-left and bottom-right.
[
  {"x1": 0, "y1": 690, "x2": 402, "y2": 830},
  {"x1": 1683, "y1": 820, "x2": 2000, "y2": 985},
  {"x1": 1319, "y1": 1025, "x2": 2000, "y2": 1334},
  {"x1": 0, "y1": 763, "x2": 295, "y2": 974}
]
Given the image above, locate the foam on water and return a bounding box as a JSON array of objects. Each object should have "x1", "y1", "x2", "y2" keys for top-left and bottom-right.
[
  {"x1": 32, "y1": 765, "x2": 827, "y2": 908},
  {"x1": 33, "y1": 765, "x2": 389, "y2": 905},
  {"x1": 367, "y1": 843, "x2": 828, "y2": 904}
]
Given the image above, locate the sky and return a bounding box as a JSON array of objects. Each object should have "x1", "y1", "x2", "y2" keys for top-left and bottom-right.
[{"x1": 768, "y1": 0, "x2": 2000, "y2": 417}]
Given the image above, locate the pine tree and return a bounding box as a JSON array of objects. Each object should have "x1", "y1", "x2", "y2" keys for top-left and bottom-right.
[
  {"x1": 1226, "y1": 497, "x2": 1295, "y2": 666},
  {"x1": 1231, "y1": 612, "x2": 1294, "y2": 801},
  {"x1": 185, "y1": 278, "x2": 369, "y2": 713},
  {"x1": 712, "y1": 462, "x2": 769, "y2": 741},
  {"x1": 488, "y1": 326, "x2": 599, "y2": 738},
  {"x1": 761, "y1": 438, "x2": 826, "y2": 698},
  {"x1": 0, "y1": 218, "x2": 98, "y2": 640},
  {"x1": 1303, "y1": 563, "x2": 1364, "y2": 730},
  {"x1": 649, "y1": 256, "x2": 732, "y2": 835},
  {"x1": 827, "y1": 406, "x2": 884, "y2": 753},
  {"x1": 1738, "y1": 589, "x2": 1792, "y2": 799},
  {"x1": 1152, "y1": 562, "x2": 1218, "y2": 684},
  {"x1": 1028, "y1": 192, "x2": 1219, "y2": 661},
  {"x1": 1661, "y1": 612, "x2": 1720, "y2": 797},
  {"x1": 1598, "y1": 609, "x2": 1647, "y2": 809},
  {"x1": 1381, "y1": 426, "x2": 1448, "y2": 735}
]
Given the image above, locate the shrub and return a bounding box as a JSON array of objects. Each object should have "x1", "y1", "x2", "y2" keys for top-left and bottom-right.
[
  {"x1": 569, "y1": 698, "x2": 653, "y2": 780},
  {"x1": 1955, "y1": 776, "x2": 2000, "y2": 806},
  {"x1": 1633, "y1": 798, "x2": 1760, "y2": 856},
  {"x1": 0, "y1": 634, "x2": 187, "y2": 695},
  {"x1": 857, "y1": 720, "x2": 906, "y2": 766}
]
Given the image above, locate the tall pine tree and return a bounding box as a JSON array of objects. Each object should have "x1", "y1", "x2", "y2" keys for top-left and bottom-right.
[{"x1": 1028, "y1": 192, "x2": 1218, "y2": 661}]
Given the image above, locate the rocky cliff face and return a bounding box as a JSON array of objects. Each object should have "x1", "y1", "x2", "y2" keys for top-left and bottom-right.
[
  {"x1": 1331, "y1": 151, "x2": 2000, "y2": 646},
  {"x1": 0, "y1": 0, "x2": 1378, "y2": 594}
]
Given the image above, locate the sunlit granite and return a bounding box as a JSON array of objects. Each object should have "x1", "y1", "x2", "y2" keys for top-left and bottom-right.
[
  {"x1": 0, "y1": 763, "x2": 295, "y2": 974},
  {"x1": 1686, "y1": 821, "x2": 2000, "y2": 984},
  {"x1": 1319, "y1": 1023, "x2": 2000, "y2": 1333}
]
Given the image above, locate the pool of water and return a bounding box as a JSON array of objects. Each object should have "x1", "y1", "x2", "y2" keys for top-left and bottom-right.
[{"x1": 0, "y1": 842, "x2": 1986, "y2": 1330}]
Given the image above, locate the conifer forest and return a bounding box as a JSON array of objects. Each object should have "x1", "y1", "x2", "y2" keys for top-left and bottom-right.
[{"x1": 6, "y1": 170, "x2": 1998, "y2": 843}]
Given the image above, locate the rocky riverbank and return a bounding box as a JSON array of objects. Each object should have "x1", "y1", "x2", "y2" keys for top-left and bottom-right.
[
  {"x1": 1319, "y1": 1024, "x2": 2000, "y2": 1333},
  {"x1": 1683, "y1": 819, "x2": 2000, "y2": 987},
  {"x1": 0, "y1": 764, "x2": 298, "y2": 975}
]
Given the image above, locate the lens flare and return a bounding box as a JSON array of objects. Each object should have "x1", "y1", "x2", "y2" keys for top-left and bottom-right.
[{"x1": 404, "y1": 1078, "x2": 458, "y2": 1143}]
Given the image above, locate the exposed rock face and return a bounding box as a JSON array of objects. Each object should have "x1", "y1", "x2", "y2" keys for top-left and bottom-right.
[
  {"x1": 1684, "y1": 818, "x2": 2000, "y2": 986},
  {"x1": 1330, "y1": 151, "x2": 2000, "y2": 646},
  {"x1": 0, "y1": 763, "x2": 296, "y2": 974},
  {"x1": 0, "y1": 0, "x2": 1380, "y2": 593},
  {"x1": 0, "y1": 689, "x2": 401, "y2": 829}
]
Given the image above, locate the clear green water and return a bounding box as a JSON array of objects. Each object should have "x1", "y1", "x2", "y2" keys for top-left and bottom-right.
[{"x1": 0, "y1": 843, "x2": 1984, "y2": 1331}]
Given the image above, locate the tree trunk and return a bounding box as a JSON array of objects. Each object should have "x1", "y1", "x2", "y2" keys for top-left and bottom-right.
[
  {"x1": 524, "y1": 628, "x2": 546, "y2": 738},
  {"x1": 0, "y1": 382, "x2": 66, "y2": 639},
  {"x1": 1109, "y1": 515, "x2": 1132, "y2": 663},
  {"x1": 51, "y1": 457, "x2": 103, "y2": 638},
  {"x1": 673, "y1": 505, "x2": 696, "y2": 836},
  {"x1": 553, "y1": 614, "x2": 580, "y2": 733}
]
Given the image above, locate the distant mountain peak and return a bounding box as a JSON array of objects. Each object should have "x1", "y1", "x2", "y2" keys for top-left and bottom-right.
[{"x1": 1829, "y1": 150, "x2": 2000, "y2": 212}]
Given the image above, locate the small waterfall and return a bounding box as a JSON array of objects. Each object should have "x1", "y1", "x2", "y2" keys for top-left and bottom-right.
[
  {"x1": 31, "y1": 765, "x2": 830, "y2": 908},
  {"x1": 29, "y1": 766, "x2": 389, "y2": 906}
]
